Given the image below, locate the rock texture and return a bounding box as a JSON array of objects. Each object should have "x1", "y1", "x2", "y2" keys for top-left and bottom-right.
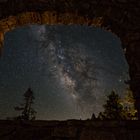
[
  {"x1": 0, "y1": 0, "x2": 140, "y2": 117},
  {"x1": 0, "y1": 120, "x2": 140, "y2": 140}
]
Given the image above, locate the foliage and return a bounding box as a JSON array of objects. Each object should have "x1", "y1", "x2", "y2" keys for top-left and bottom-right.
[
  {"x1": 97, "y1": 90, "x2": 137, "y2": 120},
  {"x1": 98, "y1": 91, "x2": 124, "y2": 120},
  {"x1": 14, "y1": 88, "x2": 36, "y2": 121},
  {"x1": 120, "y1": 88, "x2": 138, "y2": 120}
]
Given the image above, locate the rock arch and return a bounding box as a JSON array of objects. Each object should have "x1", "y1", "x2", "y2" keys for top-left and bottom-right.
[{"x1": 0, "y1": 0, "x2": 140, "y2": 118}]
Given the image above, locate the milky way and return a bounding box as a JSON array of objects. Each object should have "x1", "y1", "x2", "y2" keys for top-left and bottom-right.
[{"x1": 0, "y1": 25, "x2": 129, "y2": 120}]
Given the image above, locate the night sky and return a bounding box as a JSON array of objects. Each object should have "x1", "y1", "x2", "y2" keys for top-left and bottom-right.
[{"x1": 0, "y1": 25, "x2": 129, "y2": 120}]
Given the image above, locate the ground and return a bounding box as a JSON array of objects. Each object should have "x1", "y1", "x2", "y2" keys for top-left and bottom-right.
[{"x1": 0, "y1": 119, "x2": 140, "y2": 140}]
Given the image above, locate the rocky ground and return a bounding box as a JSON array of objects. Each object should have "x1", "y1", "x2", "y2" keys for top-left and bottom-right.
[{"x1": 0, "y1": 119, "x2": 140, "y2": 140}]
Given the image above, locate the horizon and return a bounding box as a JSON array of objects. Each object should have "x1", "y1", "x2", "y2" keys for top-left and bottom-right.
[{"x1": 0, "y1": 25, "x2": 129, "y2": 120}]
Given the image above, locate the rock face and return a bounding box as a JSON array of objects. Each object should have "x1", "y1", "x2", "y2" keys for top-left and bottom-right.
[
  {"x1": 0, "y1": 0, "x2": 140, "y2": 117},
  {"x1": 0, "y1": 120, "x2": 140, "y2": 140}
]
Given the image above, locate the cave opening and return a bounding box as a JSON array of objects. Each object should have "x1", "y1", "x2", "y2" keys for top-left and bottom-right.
[{"x1": 0, "y1": 24, "x2": 130, "y2": 120}]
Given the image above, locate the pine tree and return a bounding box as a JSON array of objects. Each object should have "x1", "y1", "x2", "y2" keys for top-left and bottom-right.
[
  {"x1": 98, "y1": 90, "x2": 125, "y2": 120},
  {"x1": 14, "y1": 88, "x2": 36, "y2": 120},
  {"x1": 120, "y1": 88, "x2": 138, "y2": 120},
  {"x1": 97, "y1": 90, "x2": 138, "y2": 120}
]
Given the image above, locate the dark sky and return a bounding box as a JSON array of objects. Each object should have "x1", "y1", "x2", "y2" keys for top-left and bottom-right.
[{"x1": 0, "y1": 25, "x2": 129, "y2": 120}]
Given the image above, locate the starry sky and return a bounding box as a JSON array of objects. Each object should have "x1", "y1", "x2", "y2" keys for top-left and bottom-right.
[{"x1": 0, "y1": 25, "x2": 129, "y2": 120}]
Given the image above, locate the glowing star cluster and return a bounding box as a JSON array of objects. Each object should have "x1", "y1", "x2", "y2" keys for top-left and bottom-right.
[
  {"x1": 37, "y1": 28, "x2": 99, "y2": 117},
  {"x1": 0, "y1": 23, "x2": 130, "y2": 120}
]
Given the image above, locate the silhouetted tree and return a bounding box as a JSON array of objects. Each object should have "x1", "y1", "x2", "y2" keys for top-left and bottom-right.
[
  {"x1": 98, "y1": 112, "x2": 105, "y2": 120},
  {"x1": 91, "y1": 113, "x2": 96, "y2": 120},
  {"x1": 98, "y1": 90, "x2": 125, "y2": 120},
  {"x1": 14, "y1": 88, "x2": 36, "y2": 120},
  {"x1": 97, "y1": 90, "x2": 138, "y2": 120}
]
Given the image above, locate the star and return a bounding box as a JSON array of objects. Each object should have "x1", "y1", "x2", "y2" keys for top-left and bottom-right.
[{"x1": 0, "y1": 25, "x2": 129, "y2": 120}]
